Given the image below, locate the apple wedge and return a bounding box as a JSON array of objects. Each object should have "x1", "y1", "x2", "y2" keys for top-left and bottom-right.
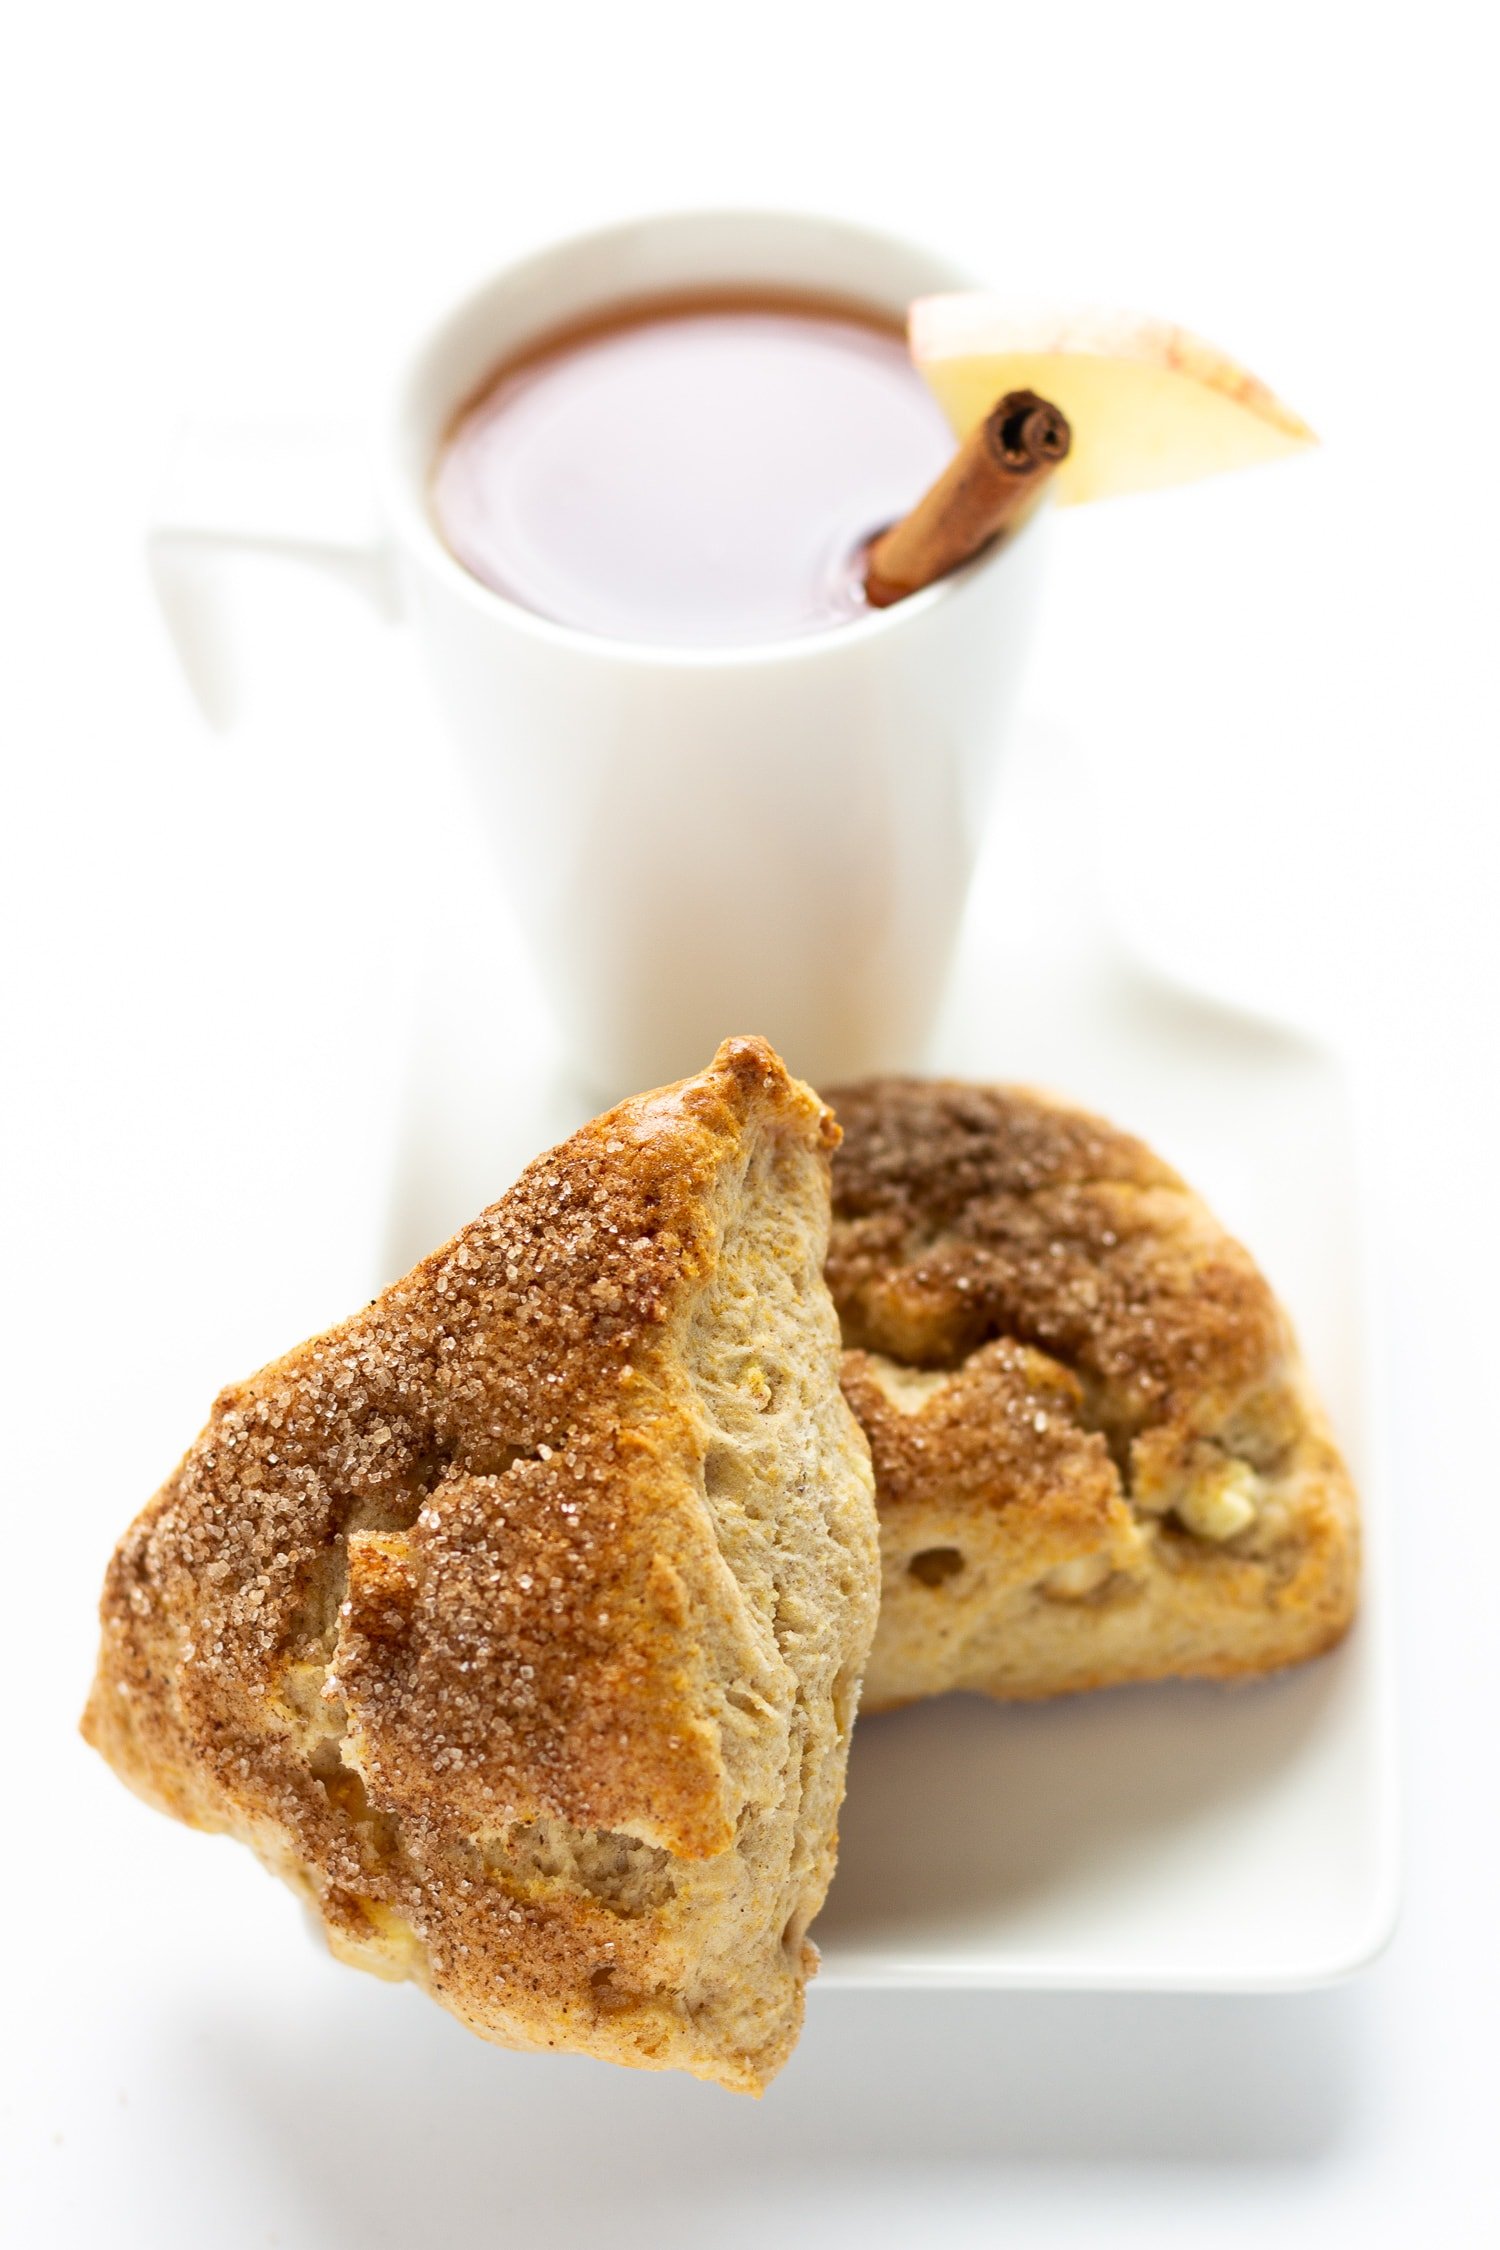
[{"x1": 909, "y1": 296, "x2": 1316, "y2": 505}]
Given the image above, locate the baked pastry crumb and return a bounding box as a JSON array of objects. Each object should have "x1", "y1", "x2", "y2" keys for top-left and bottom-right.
[
  {"x1": 83, "y1": 1038, "x2": 878, "y2": 2092},
  {"x1": 825, "y1": 1077, "x2": 1358, "y2": 1705}
]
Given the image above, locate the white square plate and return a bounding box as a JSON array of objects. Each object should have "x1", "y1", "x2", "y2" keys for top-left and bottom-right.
[{"x1": 382, "y1": 731, "x2": 1398, "y2": 1997}]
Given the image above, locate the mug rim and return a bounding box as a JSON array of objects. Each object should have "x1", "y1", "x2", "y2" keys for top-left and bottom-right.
[{"x1": 375, "y1": 204, "x2": 1025, "y2": 673}]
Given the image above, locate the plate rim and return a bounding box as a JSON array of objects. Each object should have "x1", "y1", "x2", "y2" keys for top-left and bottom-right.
[{"x1": 813, "y1": 1030, "x2": 1401, "y2": 1994}]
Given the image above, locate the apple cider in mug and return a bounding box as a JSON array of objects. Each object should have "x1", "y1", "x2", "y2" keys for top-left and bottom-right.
[{"x1": 430, "y1": 290, "x2": 956, "y2": 647}]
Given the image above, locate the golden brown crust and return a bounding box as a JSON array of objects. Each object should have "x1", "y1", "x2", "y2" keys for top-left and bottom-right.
[
  {"x1": 825, "y1": 1078, "x2": 1359, "y2": 1705},
  {"x1": 83, "y1": 1038, "x2": 878, "y2": 2093},
  {"x1": 828, "y1": 1078, "x2": 1278, "y2": 1430},
  {"x1": 840, "y1": 1341, "x2": 1135, "y2": 1592}
]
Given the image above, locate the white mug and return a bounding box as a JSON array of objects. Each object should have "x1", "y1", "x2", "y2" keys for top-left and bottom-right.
[{"x1": 150, "y1": 210, "x2": 1047, "y2": 1097}]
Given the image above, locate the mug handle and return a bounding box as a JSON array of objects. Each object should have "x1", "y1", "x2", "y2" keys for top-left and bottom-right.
[{"x1": 146, "y1": 416, "x2": 401, "y2": 728}]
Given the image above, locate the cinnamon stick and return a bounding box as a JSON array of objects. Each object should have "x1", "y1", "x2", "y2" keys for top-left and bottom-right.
[{"x1": 864, "y1": 389, "x2": 1071, "y2": 607}]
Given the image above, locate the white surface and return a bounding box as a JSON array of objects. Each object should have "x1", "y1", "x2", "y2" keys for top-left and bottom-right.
[
  {"x1": 4, "y1": 3, "x2": 1498, "y2": 2244},
  {"x1": 821, "y1": 906, "x2": 1398, "y2": 1990}
]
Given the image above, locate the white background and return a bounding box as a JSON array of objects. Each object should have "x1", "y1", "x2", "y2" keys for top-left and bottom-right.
[{"x1": 4, "y1": 2, "x2": 1498, "y2": 2242}]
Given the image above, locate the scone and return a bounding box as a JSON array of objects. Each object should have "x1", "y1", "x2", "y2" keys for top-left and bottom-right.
[
  {"x1": 83, "y1": 1038, "x2": 879, "y2": 2094},
  {"x1": 825, "y1": 1077, "x2": 1357, "y2": 1708}
]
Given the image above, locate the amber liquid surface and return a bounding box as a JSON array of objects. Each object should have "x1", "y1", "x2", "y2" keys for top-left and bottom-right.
[{"x1": 431, "y1": 290, "x2": 954, "y2": 647}]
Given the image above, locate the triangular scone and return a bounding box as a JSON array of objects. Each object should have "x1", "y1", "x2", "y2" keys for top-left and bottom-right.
[
  {"x1": 825, "y1": 1078, "x2": 1357, "y2": 1707},
  {"x1": 83, "y1": 1038, "x2": 878, "y2": 2093}
]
